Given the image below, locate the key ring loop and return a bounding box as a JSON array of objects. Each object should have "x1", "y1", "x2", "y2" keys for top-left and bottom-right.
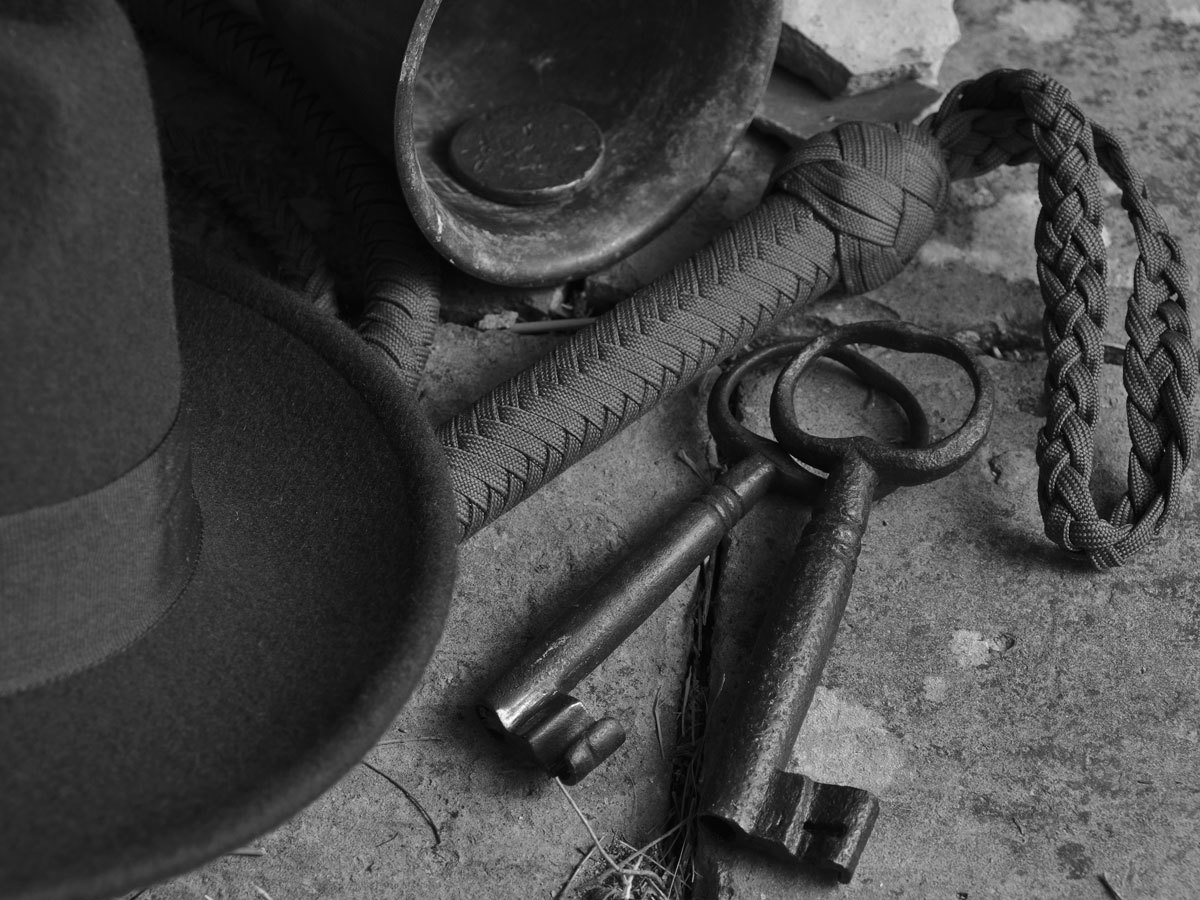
[
  {"x1": 770, "y1": 320, "x2": 995, "y2": 487},
  {"x1": 708, "y1": 337, "x2": 933, "y2": 498}
]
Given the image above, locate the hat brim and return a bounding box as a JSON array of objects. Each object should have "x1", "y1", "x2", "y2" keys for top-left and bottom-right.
[{"x1": 0, "y1": 250, "x2": 457, "y2": 900}]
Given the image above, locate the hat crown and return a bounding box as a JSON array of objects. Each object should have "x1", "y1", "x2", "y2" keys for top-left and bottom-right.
[
  {"x1": 0, "y1": 2, "x2": 201, "y2": 696},
  {"x1": 0, "y1": 3, "x2": 180, "y2": 516}
]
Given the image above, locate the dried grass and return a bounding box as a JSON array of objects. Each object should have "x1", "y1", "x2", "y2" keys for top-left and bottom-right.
[{"x1": 557, "y1": 545, "x2": 724, "y2": 900}]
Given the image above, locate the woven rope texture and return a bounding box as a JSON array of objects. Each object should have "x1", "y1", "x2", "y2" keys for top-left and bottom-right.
[
  {"x1": 440, "y1": 122, "x2": 950, "y2": 540},
  {"x1": 930, "y1": 69, "x2": 1196, "y2": 567}
]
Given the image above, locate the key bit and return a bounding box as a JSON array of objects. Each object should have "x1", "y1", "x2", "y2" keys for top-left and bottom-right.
[
  {"x1": 479, "y1": 689, "x2": 625, "y2": 785},
  {"x1": 709, "y1": 769, "x2": 879, "y2": 883}
]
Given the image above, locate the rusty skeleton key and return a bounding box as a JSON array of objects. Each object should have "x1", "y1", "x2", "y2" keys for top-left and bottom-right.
[
  {"x1": 700, "y1": 321, "x2": 994, "y2": 882},
  {"x1": 478, "y1": 334, "x2": 931, "y2": 785}
]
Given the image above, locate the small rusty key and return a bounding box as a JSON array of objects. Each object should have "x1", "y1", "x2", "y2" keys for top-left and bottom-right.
[
  {"x1": 478, "y1": 340, "x2": 932, "y2": 785},
  {"x1": 701, "y1": 321, "x2": 994, "y2": 883}
]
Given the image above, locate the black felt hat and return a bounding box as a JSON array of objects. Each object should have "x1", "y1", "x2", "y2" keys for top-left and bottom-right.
[{"x1": 0, "y1": 4, "x2": 456, "y2": 898}]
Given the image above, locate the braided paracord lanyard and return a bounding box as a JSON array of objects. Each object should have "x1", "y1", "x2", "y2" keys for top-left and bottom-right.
[
  {"x1": 927, "y1": 70, "x2": 1196, "y2": 567},
  {"x1": 443, "y1": 68, "x2": 1196, "y2": 568}
]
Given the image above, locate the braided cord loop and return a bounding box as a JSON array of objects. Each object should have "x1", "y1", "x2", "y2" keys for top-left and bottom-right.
[
  {"x1": 440, "y1": 121, "x2": 950, "y2": 539},
  {"x1": 930, "y1": 70, "x2": 1196, "y2": 567}
]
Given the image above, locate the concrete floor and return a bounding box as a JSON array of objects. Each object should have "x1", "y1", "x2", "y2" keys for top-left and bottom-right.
[{"x1": 136, "y1": 1, "x2": 1200, "y2": 898}]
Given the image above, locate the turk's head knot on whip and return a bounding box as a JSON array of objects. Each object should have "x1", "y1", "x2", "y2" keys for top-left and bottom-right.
[{"x1": 770, "y1": 121, "x2": 950, "y2": 296}]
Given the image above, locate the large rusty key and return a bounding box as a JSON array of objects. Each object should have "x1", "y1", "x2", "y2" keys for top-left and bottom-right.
[
  {"x1": 701, "y1": 321, "x2": 994, "y2": 883},
  {"x1": 478, "y1": 339, "x2": 932, "y2": 785}
]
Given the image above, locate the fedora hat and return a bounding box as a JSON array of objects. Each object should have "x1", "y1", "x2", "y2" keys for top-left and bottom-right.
[{"x1": 0, "y1": 3, "x2": 456, "y2": 898}]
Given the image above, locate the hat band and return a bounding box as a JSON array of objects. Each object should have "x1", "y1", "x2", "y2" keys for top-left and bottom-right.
[{"x1": 0, "y1": 409, "x2": 202, "y2": 695}]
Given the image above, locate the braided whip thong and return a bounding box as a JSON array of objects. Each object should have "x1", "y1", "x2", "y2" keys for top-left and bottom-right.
[{"x1": 441, "y1": 69, "x2": 1197, "y2": 569}]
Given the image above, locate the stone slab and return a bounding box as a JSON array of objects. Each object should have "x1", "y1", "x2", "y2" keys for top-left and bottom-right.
[
  {"x1": 753, "y1": 67, "x2": 941, "y2": 149},
  {"x1": 778, "y1": 0, "x2": 960, "y2": 97}
]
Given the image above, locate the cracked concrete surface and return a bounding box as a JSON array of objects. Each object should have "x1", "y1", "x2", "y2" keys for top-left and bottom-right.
[{"x1": 136, "y1": 0, "x2": 1200, "y2": 898}]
